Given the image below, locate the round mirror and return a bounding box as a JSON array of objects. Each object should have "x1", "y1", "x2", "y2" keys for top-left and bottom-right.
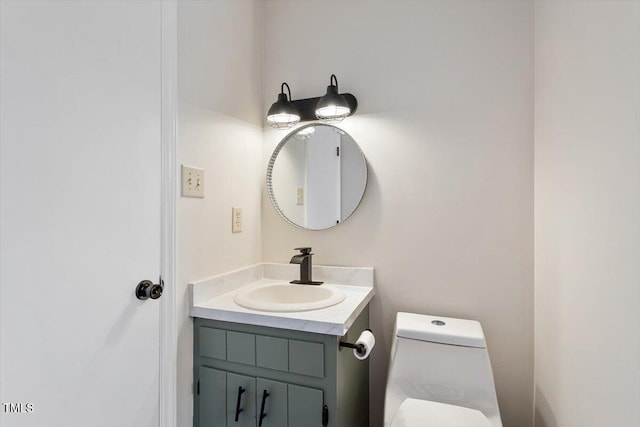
[{"x1": 267, "y1": 124, "x2": 367, "y2": 230}]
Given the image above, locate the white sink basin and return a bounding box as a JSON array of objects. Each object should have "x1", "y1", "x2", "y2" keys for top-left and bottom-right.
[{"x1": 233, "y1": 282, "x2": 346, "y2": 312}]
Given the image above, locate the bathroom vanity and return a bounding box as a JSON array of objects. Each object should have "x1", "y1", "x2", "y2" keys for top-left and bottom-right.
[{"x1": 190, "y1": 263, "x2": 374, "y2": 427}]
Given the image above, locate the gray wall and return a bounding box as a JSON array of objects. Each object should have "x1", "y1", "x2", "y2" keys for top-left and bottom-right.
[
  {"x1": 176, "y1": 1, "x2": 263, "y2": 426},
  {"x1": 534, "y1": 1, "x2": 640, "y2": 426},
  {"x1": 261, "y1": 2, "x2": 534, "y2": 426}
]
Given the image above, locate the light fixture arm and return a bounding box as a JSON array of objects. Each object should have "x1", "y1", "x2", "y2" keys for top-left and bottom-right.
[
  {"x1": 330, "y1": 74, "x2": 338, "y2": 89},
  {"x1": 281, "y1": 82, "x2": 292, "y2": 100}
]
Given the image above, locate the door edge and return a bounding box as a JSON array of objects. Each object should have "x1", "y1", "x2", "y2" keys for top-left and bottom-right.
[{"x1": 159, "y1": 1, "x2": 178, "y2": 426}]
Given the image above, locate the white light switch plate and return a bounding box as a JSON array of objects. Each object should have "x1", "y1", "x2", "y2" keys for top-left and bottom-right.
[
  {"x1": 181, "y1": 165, "x2": 204, "y2": 198},
  {"x1": 232, "y1": 207, "x2": 242, "y2": 233},
  {"x1": 296, "y1": 187, "x2": 304, "y2": 205}
]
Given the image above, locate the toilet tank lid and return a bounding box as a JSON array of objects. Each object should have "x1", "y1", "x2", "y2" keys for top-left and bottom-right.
[
  {"x1": 391, "y1": 399, "x2": 493, "y2": 427},
  {"x1": 395, "y1": 312, "x2": 486, "y2": 348}
]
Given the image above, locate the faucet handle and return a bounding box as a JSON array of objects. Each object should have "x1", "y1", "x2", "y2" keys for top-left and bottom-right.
[{"x1": 294, "y1": 247, "x2": 312, "y2": 255}]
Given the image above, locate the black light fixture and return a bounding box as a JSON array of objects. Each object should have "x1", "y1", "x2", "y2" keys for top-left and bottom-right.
[
  {"x1": 315, "y1": 74, "x2": 351, "y2": 122},
  {"x1": 266, "y1": 75, "x2": 357, "y2": 129},
  {"x1": 266, "y1": 82, "x2": 300, "y2": 129}
]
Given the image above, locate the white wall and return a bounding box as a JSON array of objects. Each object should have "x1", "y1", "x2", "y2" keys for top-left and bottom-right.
[
  {"x1": 340, "y1": 133, "x2": 367, "y2": 221},
  {"x1": 534, "y1": 2, "x2": 640, "y2": 426},
  {"x1": 262, "y1": 2, "x2": 534, "y2": 426},
  {"x1": 175, "y1": 1, "x2": 263, "y2": 426},
  {"x1": 271, "y1": 137, "x2": 307, "y2": 225}
]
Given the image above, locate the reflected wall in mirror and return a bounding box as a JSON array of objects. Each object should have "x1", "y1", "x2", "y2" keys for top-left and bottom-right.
[{"x1": 267, "y1": 124, "x2": 367, "y2": 230}]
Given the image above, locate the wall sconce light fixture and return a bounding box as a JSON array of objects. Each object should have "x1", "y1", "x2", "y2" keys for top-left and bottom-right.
[
  {"x1": 266, "y1": 82, "x2": 300, "y2": 129},
  {"x1": 315, "y1": 74, "x2": 351, "y2": 122},
  {"x1": 266, "y1": 74, "x2": 357, "y2": 129}
]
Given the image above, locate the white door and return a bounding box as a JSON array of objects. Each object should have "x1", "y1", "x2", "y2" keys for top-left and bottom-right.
[
  {"x1": 0, "y1": 2, "x2": 166, "y2": 426},
  {"x1": 305, "y1": 126, "x2": 341, "y2": 229}
]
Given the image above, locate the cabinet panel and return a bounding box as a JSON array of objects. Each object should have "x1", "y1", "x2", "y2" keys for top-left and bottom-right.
[
  {"x1": 199, "y1": 327, "x2": 226, "y2": 360},
  {"x1": 227, "y1": 331, "x2": 256, "y2": 366},
  {"x1": 199, "y1": 367, "x2": 226, "y2": 427},
  {"x1": 256, "y1": 335, "x2": 288, "y2": 372},
  {"x1": 289, "y1": 340, "x2": 324, "y2": 378},
  {"x1": 288, "y1": 384, "x2": 324, "y2": 427},
  {"x1": 256, "y1": 378, "x2": 287, "y2": 427},
  {"x1": 195, "y1": 308, "x2": 370, "y2": 427},
  {"x1": 226, "y1": 372, "x2": 256, "y2": 427}
]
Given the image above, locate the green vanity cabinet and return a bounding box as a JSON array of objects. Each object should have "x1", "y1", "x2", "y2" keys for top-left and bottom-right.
[
  {"x1": 194, "y1": 307, "x2": 369, "y2": 427},
  {"x1": 199, "y1": 367, "x2": 227, "y2": 426}
]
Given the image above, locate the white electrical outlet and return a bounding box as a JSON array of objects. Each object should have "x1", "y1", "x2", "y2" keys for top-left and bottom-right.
[
  {"x1": 232, "y1": 207, "x2": 242, "y2": 233},
  {"x1": 296, "y1": 187, "x2": 304, "y2": 205},
  {"x1": 181, "y1": 165, "x2": 204, "y2": 198}
]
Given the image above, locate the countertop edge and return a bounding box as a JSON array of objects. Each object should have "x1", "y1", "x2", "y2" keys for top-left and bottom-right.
[
  {"x1": 191, "y1": 286, "x2": 375, "y2": 336},
  {"x1": 341, "y1": 287, "x2": 375, "y2": 332},
  {"x1": 191, "y1": 306, "x2": 345, "y2": 336}
]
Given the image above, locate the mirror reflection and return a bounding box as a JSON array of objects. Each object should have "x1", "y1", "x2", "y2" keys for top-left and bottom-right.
[{"x1": 267, "y1": 124, "x2": 367, "y2": 230}]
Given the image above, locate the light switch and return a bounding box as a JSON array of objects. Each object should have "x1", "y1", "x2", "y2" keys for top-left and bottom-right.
[
  {"x1": 232, "y1": 207, "x2": 242, "y2": 233},
  {"x1": 181, "y1": 165, "x2": 204, "y2": 198}
]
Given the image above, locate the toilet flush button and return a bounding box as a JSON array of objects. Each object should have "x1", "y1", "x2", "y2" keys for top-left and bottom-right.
[{"x1": 431, "y1": 320, "x2": 446, "y2": 326}]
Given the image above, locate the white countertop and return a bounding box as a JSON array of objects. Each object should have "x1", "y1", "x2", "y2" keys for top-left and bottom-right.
[{"x1": 189, "y1": 263, "x2": 374, "y2": 336}]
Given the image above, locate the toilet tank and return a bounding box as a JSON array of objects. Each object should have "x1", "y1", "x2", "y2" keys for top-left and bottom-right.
[{"x1": 384, "y1": 313, "x2": 501, "y2": 427}]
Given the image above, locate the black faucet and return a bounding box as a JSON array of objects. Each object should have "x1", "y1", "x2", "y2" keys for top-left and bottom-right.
[{"x1": 290, "y1": 247, "x2": 323, "y2": 285}]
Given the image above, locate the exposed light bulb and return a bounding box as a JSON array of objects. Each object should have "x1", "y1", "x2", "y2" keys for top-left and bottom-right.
[
  {"x1": 267, "y1": 113, "x2": 300, "y2": 129},
  {"x1": 315, "y1": 105, "x2": 350, "y2": 122}
]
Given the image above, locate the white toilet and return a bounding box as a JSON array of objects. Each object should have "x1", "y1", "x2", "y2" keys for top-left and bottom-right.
[{"x1": 384, "y1": 312, "x2": 503, "y2": 427}]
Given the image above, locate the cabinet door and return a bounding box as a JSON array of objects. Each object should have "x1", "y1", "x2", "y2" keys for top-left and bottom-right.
[
  {"x1": 256, "y1": 378, "x2": 288, "y2": 427},
  {"x1": 226, "y1": 372, "x2": 256, "y2": 427},
  {"x1": 199, "y1": 367, "x2": 227, "y2": 427},
  {"x1": 288, "y1": 384, "x2": 324, "y2": 427}
]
